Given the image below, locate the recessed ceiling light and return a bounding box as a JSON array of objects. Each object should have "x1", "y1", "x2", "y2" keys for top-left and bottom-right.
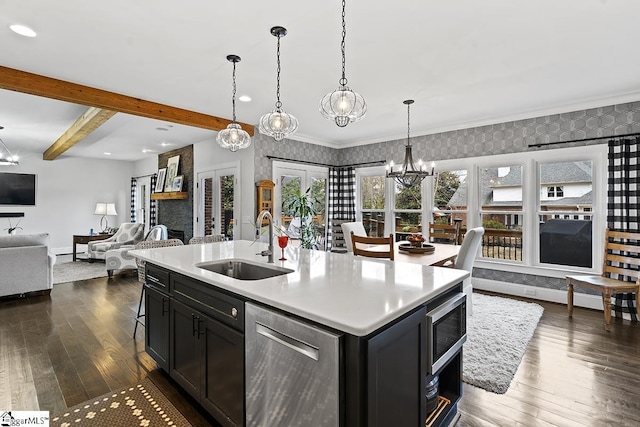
[
  {"x1": 10, "y1": 24, "x2": 37, "y2": 37},
  {"x1": 160, "y1": 142, "x2": 171, "y2": 147},
  {"x1": 104, "y1": 152, "x2": 111, "y2": 156},
  {"x1": 239, "y1": 95, "x2": 252, "y2": 102}
]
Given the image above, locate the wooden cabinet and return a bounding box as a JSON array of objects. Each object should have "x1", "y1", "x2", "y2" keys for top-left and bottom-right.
[
  {"x1": 144, "y1": 285, "x2": 170, "y2": 371},
  {"x1": 256, "y1": 180, "x2": 275, "y2": 222}
]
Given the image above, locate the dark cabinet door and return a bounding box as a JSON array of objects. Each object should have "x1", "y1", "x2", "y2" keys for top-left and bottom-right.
[
  {"x1": 145, "y1": 285, "x2": 170, "y2": 371},
  {"x1": 169, "y1": 299, "x2": 200, "y2": 398},
  {"x1": 200, "y1": 314, "x2": 245, "y2": 427},
  {"x1": 367, "y1": 307, "x2": 427, "y2": 427},
  {"x1": 170, "y1": 299, "x2": 245, "y2": 427}
]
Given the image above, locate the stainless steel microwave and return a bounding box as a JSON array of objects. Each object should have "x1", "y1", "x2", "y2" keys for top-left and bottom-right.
[{"x1": 426, "y1": 292, "x2": 467, "y2": 374}]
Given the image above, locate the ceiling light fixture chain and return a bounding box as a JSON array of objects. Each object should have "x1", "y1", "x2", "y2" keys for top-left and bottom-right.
[
  {"x1": 385, "y1": 99, "x2": 434, "y2": 189},
  {"x1": 259, "y1": 26, "x2": 299, "y2": 142},
  {"x1": 231, "y1": 58, "x2": 238, "y2": 123},
  {"x1": 275, "y1": 30, "x2": 282, "y2": 109},
  {"x1": 216, "y1": 55, "x2": 252, "y2": 152},
  {"x1": 340, "y1": 0, "x2": 347, "y2": 85},
  {"x1": 319, "y1": 0, "x2": 366, "y2": 127}
]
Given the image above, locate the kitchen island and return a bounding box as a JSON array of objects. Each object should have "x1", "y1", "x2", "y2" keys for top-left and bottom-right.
[{"x1": 131, "y1": 240, "x2": 469, "y2": 427}]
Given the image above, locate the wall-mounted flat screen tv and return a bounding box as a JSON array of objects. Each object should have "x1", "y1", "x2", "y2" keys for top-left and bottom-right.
[{"x1": 0, "y1": 172, "x2": 36, "y2": 205}]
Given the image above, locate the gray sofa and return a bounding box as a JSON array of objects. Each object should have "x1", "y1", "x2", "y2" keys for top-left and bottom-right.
[{"x1": 0, "y1": 233, "x2": 56, "y2": 298}]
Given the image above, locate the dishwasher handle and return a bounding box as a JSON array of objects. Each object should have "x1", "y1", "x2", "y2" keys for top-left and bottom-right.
[{"x1": 256, "y1": 322, "x2": 319, "y2": 361}]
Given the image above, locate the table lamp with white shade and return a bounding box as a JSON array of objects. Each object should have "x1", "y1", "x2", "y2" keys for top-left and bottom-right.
[{"x1": 94, "y1": 202, "x2": 117, "y2": 233}]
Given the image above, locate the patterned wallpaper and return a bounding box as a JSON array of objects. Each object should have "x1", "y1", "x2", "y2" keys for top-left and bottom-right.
[
  {"x1": 253, "y1": 100, "x2": 640, "y2": 292},
  {"x1": 340, "y1": 101, "x2": 640, "y2": 166},
  {"x1": 254, "y1": 130, "x2": 339, "y2": 182}
]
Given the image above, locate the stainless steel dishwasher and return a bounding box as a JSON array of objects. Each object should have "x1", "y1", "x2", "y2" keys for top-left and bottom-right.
[{"x1": 245, "y1": 303, "x2": 341, "y2": 426}]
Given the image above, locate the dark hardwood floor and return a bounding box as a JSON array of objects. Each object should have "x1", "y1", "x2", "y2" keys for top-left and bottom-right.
[
  {"x1": 458, "y1": 291, "x2": 640, "y2": 427},
  {"x1": 0, "y1": 271, "x2": 219, "y2": 426},
  {"x1": 1, "y1": 273, "x2": 639, "y2": 426}
]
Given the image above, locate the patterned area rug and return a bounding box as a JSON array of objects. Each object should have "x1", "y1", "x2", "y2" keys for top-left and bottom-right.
[
  {"x1": 53, "y1": 261, "x2": 108, "y2": 284},
  {"x1": 50, "y1": 378, "x2": 192, "y2": 427},
  {"x1": 463, "y1": 293, "x2": 544, "y2": 394}
]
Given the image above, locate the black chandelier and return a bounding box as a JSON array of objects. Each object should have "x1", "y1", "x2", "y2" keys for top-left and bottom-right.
[{"x1": 385, "y1": 100, "x2": 434, "y2": 188}]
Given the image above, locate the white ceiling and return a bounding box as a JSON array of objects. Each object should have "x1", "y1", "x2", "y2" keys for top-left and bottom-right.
[{"x1": 1, "y1": 0, "x2": 640, "y2": 162}]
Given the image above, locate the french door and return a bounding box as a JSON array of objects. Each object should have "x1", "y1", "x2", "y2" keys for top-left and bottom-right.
[
  {"x1": 197, "y1": 164, "x2": 238, "y2": 240},
  {"x1": 273, "y1": 161, "x2": 328, "y2": 247}
]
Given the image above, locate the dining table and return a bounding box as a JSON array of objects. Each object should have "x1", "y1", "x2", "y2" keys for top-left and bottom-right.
[{"x1": 369, "y1": 241, "x2": 461, "y2": 267}]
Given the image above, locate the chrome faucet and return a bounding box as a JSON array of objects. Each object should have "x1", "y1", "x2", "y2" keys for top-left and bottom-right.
[{"x1": 256, "y1": 210, "x2": 274, "y2": 263}]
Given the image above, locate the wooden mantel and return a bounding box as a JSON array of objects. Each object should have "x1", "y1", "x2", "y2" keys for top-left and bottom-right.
[{"x1": 151, "y1": 192, "x2": 188, "y2": 200}]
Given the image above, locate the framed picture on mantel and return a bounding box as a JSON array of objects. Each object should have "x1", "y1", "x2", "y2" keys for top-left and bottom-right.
[
  {"x1": 172, "y1": 175, "x2": 184, "y2": 192},
  {"x1": 155, "y1": 168, "x2": 167, "y2": 193},
  {"x1": 164, "y1": 155, "x2": 180, "y2": 192}
]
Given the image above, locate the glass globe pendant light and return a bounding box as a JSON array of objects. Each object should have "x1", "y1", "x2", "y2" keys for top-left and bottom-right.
[
  {"x1": 259, "y1": 26, "x2": 298, "y2": 141},
  {"x1": 216, "y1": 55, "x2": 252, "y2": 152},
  {"x1": 319, "y1": 0, "x2": 366, "y2": 127}
]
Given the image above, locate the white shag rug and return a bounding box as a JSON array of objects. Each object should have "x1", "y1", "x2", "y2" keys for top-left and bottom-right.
[
  {"x1": 53, "y1": 261, "x2": 109, "y2": 284},
  {"x1": 463, "y1": 292, "x2": 544, "y2": 394}
]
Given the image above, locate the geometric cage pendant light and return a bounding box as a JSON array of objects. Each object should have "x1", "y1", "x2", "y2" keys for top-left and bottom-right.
[
  {"x1": 259, "y1": 26, "x2": 299, "y2": 141},
  {"x1": 385, "y1": 100, "x2": 434, "y2": 189},
  {"x1": 319, "y1": 0, "x2": 366, "y2": 127},
  {"x1": 216, "y1": 55, "x2": 252, "y2": 152}
]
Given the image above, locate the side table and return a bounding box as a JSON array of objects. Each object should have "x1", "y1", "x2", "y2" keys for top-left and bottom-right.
[{"x1": 73, "y1": 234, "x2": 113, "y2": 261}]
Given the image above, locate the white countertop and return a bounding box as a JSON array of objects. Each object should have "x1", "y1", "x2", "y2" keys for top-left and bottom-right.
[{"x1": 130, "y1": 240, "x2": 469, "y2": 336}]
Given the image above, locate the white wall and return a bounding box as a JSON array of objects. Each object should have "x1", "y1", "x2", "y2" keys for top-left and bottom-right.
[
  {"x1": 134, "y1": 156, "x2": 157, "y2": 177},
  {"x1": 192, "y1": 136, "x2": 256, "y2": 241},
  {"x1": 0, "y1": 151, "x2": 135, "y2": 254}
]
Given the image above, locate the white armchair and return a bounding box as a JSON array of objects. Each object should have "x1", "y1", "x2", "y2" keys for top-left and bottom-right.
[
  {"x1": 87, "y1": 222, "x2": 145, "y2": 261},
  {"x1": 105, "y1": 224, "x2": 166, "y2": 278}
]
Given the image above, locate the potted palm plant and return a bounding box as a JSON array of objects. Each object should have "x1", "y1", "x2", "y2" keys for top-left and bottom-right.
[{"x1": 284, "y1": 188, "x2": 319, "y2": 249}]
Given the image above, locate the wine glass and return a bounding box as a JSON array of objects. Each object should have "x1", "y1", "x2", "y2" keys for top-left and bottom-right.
[{"x1": 277, "y1": 235, "x2": 289, "y2": 261}]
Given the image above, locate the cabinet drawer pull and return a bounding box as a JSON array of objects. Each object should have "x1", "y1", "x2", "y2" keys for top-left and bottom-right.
[
  {"x1": 192, "y1": 314, "x2": 198, "y2": 336},
  {"x1": 147, "y1": 274, "x2": 162, "y2": 285},
  {"x1": 256, "y1": 322, "x2": 319, "y2": 361},
  {"x1": 198, "y1": 318, "x2": 205, "y2": 338}
]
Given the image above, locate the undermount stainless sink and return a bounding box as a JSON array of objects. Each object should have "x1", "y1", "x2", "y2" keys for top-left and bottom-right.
[{"x1": 196, "y1": 259, "x2": 294, "y2": 281}]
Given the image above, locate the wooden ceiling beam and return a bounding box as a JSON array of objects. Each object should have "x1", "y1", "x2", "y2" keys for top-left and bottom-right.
[
  {"x1": 0, "y1": 65, "x2": 254, "y2": 136},
  {"x1": 43, "y1": 107, "x2": 117, "y2": 160}
]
